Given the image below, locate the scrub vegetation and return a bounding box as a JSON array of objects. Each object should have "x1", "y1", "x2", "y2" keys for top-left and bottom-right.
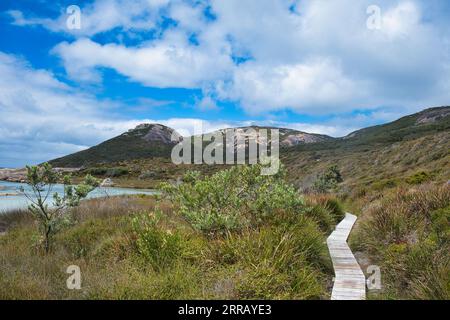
[{"x1": 0, "y1": 165, "x2": 344, "y2": 300}]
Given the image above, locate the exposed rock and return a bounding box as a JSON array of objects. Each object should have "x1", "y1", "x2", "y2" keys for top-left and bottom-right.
[
  {"x1": 208, "y1": 126, "x2": 333, "y2": 148},
  {"x1": 0, "y1": 167, "x2": 80, "y2": 183},
  {"x1": 100, "y1": 178, "x2": 115, "y2": 187},
  {"x1": 282, "y1": 133, "x2": 330, "y2": 146},
  {"x1": 128, "y1": 123, "x2": 183, "y2": 144},
  {"x1": 0, "y1": 168, "x2": 27, "y2": 182},
  {"x1": 416, "y1": 107, "x2": 450, "y2": 125}
]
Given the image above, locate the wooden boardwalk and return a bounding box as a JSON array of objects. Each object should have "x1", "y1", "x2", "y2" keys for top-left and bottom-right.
[{"x1": 327, "y1": 213, "x2": 366, "y2": 300}]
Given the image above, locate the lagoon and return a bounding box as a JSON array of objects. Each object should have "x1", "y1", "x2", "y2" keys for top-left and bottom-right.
[{"x1": 0, "y1": 180, "x2": 156, "y2": 213}]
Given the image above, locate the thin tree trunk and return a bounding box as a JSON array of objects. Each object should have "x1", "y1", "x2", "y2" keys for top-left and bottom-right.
[{"x1": 44, "y1": 225, "x2": 51, "y2": 254}]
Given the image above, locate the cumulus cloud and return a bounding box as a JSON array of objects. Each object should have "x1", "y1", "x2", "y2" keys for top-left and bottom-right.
[
  {"x1": 196, "y1": 96, "x2": 219, "y2": 111},
  {"x1": 38, "y1": 0, "x2": 450, "y2": 115},
  {"x1": 53, "y1": 36, "x2": 233, "y2": 88},
  {"x1": 219, "y1": 58, "x2": 366, "y2": 114}
]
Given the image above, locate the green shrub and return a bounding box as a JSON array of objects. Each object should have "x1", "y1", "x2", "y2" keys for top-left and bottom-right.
[
  {"x1": 406, "y1": 171, "x2": 432, "y2": 185},
  {"x1": 321, "y1": 197, "x2": 345, "y2": 223},
  {"x1": 381, "y1": 240, "x2": 449, "y2": 300},
  {"x1": 430, "y1": 206, "x2": 450, "y2": 245},
  {"x1": 87, "y1": 168, "x2": 108, "y2": 176},
  {"x1": 216, "y1": 216, "x2": 330, "y2": 272},
  {"x1": 220, "y1": 217, "x2": 330, "y2": 299},
  {"x1": 305, "y1": 195, "x2": 345, "y2": 232},
  {"x1": 61, "y1": 218, "x2": 119, "y2": 258},
  {"x1": 305, "y1": 205, "x2": 335, "y2": 233},
  {"x1": 20, "y1": 163, "x2": 99, "y2": 253},
  {"x1": 88, "y1": 167, "x2": 129, "y2": 177},
  {"x1": 161, "y1": 165, "x2": 306, "y2": 235},
  {"x1": 106, "y1": 168, "x2": 129, "y2": 177},
  {"x1": 313, "y1": 165, "x2": 343, "y2": 193}
]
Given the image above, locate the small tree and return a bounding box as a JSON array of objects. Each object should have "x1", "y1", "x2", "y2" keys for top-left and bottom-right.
[
  {"x1": 313, "y1": 165, "x2": 343, "y2": 193},
  {"x1": 20, "y1": 163, "x2": 99, "y2": 253}
]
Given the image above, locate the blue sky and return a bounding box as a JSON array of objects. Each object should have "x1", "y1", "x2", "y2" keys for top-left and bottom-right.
[{"x1": 0, "y1": 0, "x2": 449, "y2": 167}]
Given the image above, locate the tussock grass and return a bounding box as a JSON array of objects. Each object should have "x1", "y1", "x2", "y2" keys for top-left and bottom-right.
[
  {"x1": 0, "y1": 209, "x2": 33, "y2": 230},
  {"x1": 354, "y1": 184, "x2": 450, "y2": 300}
]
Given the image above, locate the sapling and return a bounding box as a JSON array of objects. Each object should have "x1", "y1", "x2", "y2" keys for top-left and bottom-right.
[{"x1": 20, "y1": 163, "x2": 99, "y2": 253}]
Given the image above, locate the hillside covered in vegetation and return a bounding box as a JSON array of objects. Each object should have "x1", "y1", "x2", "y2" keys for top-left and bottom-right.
[{"x1": 45, "y1": 107, "x2": 450, "y2": 193}]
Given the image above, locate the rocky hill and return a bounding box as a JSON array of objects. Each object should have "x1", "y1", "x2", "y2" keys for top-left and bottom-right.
[
  {"x1": 49, "y1": 124, "x2": 182, "y2": 168},
  {"x1": 44, "y1": 106, "x2": 450, "y2": 191},
  {"x1": 210, "y1": 126, "x2": 333, "y2": 147},
  {"x1": 49, "y1": 124, "x2": 334, "y2": 168}
]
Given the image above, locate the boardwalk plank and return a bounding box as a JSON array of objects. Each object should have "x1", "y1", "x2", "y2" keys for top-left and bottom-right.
[{"x1": 327, "y1": 212, "x2": 366, "y2": 300}]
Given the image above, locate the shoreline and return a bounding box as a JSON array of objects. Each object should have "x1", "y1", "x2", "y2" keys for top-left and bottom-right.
[{"x1": 0, "y1": 167, "x2": 82, "y2": 184}]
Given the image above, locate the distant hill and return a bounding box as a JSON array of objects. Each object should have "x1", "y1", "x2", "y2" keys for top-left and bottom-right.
[
  {"x1": 343, "y1": 106, "x2": 450, "y2": 144},
  {"x1": 282, "y1": 106, "x2": 450, "y2": 190},
  {"x1": 47, "y1": 106, "x2": 450, "y2": 191},
  {"x1": 49, "y1": 124, "x2": 334, "y2": 168},
  {"x1": 49, "y1": 124, "x2": 182, "y2": 168}
]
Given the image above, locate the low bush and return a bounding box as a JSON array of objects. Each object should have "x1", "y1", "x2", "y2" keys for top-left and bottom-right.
[
  {"x1": 305, "y1": 194, "x2": 345, "y2": 233},
  {"x1": 88, "y1": 167, "x2": 129, "y2": 177},
  {"x1": 371, "y1": 178, "x2": 398, "y2": 191},
  {"x1": 406, "y1": 171, "x2": 432, "y2": 185},
  {"x1": 207, "y1": 215, "x2": 331, "y2": 299},
  {"x1": 313, "y1": 165, "x2": 343, "y2": 193},
  {"x1": 161, "y1": 165, "x2": 306, "y2": 236},
  {"x1": 106, "y1": 168, "x2": 129, "y2": 177}
]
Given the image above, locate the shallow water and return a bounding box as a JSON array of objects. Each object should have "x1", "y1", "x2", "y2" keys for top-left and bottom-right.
[{"x1": 0, "y1": 180, "x2": 156, "y2": 212}]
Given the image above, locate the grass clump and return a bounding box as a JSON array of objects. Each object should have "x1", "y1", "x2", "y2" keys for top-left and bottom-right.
[
  {"x1": 132, "y1": 211, "x2": 184, "y2": 271},
  {"x1": 304, "y1": 194, "x2": 346, "y2": 233},
  {"x1": 356, "y1": 184, "x2": 450, "y2": 299}
]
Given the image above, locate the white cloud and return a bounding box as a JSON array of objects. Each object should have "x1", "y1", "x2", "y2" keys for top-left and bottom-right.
[
  {"x1": 196, "y1": 96, "x2": 219, "y2": 111},
  {"x1": 219, "y1": 58, "x2": 366, "y2": 114},
  {"x1": 53, "y1": 36, "x2": 233, "y2": 88},
  {"x1": 40, "y1": 0, "x2": 450, "y2": 116},
  {"x1": 0, "y1": 52, "x2": 135, "y2": 166},
  {"x1": 382, "y1": 1, "x2": 421, "y2": 38},
  {"x1": 7, "y1": 0, "x2": 170, "y2": 36}
]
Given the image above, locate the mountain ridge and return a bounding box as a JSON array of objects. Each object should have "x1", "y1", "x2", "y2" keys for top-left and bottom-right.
[
  {"x1": 49, "y1": 124, "x2": 336, "y2": 167},
  {"x1": 30, "y1": 105, "x2": 450, "y2": 191}
]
